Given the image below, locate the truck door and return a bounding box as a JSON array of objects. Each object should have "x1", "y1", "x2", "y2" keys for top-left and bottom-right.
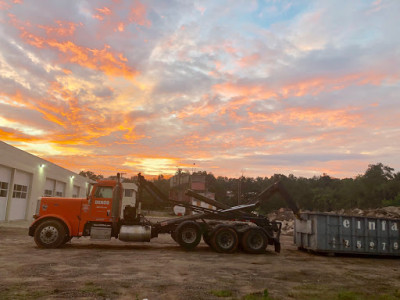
[{"x1": 91, "y1": 186, "x2": 113, "y2": 222}]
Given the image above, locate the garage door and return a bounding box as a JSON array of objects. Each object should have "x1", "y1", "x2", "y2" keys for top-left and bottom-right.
[
  {"x1": 9, "y1": 170, "x2": 31, "y2": 220},
  {"x1": 55, "y1": 181, "x2": 66, "y2": 197},
  {"x1": 0, "y1": 165, "x2": 12, "y2": 221},
  {"x1": 44, "y1": 178, "x2": 55, "y2": 196},
  {"x1": 72, "y1": 185, "x2": 80, "y2": 198}
]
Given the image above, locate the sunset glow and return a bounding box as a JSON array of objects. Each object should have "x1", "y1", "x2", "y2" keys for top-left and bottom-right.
[{"x1": 0, "y1": 0, "x2": 399, "y2": 178}]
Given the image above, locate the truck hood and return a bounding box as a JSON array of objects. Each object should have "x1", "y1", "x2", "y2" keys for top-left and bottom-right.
[{"x1": 39, "y1": 197, "x2": 86, "y2": 216}]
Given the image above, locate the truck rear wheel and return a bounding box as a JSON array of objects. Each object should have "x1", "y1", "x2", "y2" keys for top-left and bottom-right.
[
  {"x1": 175, "y1": 221, "x2": 201, "y2": 250},
  {"x1": 34, "y1": 220, "x2": 66, "y2": 248},
  {"x1": 211, "y1": 226, "x2": 239, "y2": 253},
  {"x1": 241, "y1": 228, "x2": 267, "y2": 254}
]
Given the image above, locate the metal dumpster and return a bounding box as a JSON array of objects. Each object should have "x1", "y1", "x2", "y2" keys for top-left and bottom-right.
[{"x1": 294, "y1": 212, "x2": 400, "y2": 256}]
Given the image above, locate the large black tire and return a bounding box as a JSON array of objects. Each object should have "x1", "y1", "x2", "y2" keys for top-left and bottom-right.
[
  {"x1": 175, "y1": 221, "x2": 202, "y2": 250},
  {"x1": 241, "y1": 228, "x2": 267, "y2": 254},
  {"x1": 210, "y1": 225, "x2": 239, "y2": 253},
  {"x1": 34, "y1": 220, "x2": 66, "y2": 248}
]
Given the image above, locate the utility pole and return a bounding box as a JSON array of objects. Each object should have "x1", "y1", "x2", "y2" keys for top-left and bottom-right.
[
  {"x1": 192, "y1": 163, "x2": 196, "y2": 174},
  {"x1": 237, "y1": 178, "x2": 241, "y2": 205},
  {"x1": 238, "y1": 169, "x2": 245, "y2": 205}
]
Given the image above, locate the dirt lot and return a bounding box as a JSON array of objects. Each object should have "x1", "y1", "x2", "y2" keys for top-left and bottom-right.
[{"x1": 1, "y1": 224, "x2": 400, "y2": 300}]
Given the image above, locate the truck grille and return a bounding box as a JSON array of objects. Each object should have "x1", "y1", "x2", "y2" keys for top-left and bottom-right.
[{"x1": 35, "y1": 198, "x2": 41, "y2": 215}]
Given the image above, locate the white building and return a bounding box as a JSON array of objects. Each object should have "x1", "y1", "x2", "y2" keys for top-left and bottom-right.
[
  {"x1": 0, "y1": 141, "x2": 90, "y2": 222},
  {"x1": 121, "y1": 182, "x2": 138, "y2": 213}
]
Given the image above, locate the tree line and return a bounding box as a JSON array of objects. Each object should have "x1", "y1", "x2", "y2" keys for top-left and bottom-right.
[
  {"x1": 205, "y1": 163, "x2": 400, "y2": 213},
  {"x1": 80, "y1": 163, "x2": 400, "y2": 213}
]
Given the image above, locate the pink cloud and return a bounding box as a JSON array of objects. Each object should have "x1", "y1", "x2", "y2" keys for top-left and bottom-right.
[
  {"x1": 38, "y1": 21, "x2": 81, "y2": 37},
  {"x1": 248, "y1": 107, "x2": 363, "y2": 128},
  {"x1": 129, "y1": 0, "x2": 151, "y2": 27},
  {"x1": 8, "y1": 14, "x2": 137, "y2": 78},
  {"x1": 93, "y1": 7, "x2": 112, "y2": 21},
  {"x1": 238, "y1": 53, "x2": 261, "y2": 67}
]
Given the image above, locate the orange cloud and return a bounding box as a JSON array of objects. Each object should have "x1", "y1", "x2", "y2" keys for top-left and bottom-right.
[
  {"x1": 38, "y1": 21, "x2": 81, "y2": 37},
  {"x1": 213, "y1": 83, "x2": 277, "y2": 113},
  {"x1": 93, "y1": 7, "x2": 112, "y2": 21},
  {"x1": 47, "y1": 152, "x2": 180, "y2": 178},
  {"x1": 248, "y1": 107, "x2": 362, "y2": 128},
  {"x1": 46, "y1": 154, "x2": 136, "y2": 177},
  {"x1": 8, "y1": 15, "x2": 137, "y2": 78},
  {"x1": 281, "y1": 72, "x2": 387, "y2": 98},
  {"x1": 1, "y1": 80, "x2": 144, "y2": 148},
  {"x1": 300, "y1": 160, "x2": 369, "y2": 178},
  {"x1": 117, "y1": 22, "x2": 124, "y2": 32},
  {"x1": 91, "y1": 1, "x2": 150, "y2": 33},
  {"x1": 214, "y1": 71, "x2": 389, "y2": 104},
  {"x1": 0, "y1": 127, "x2": 38, "y2": 142},
  {"x1": 50, "y1": 40, "x2": 136, "y2": 78},
  {"x1": 124, "y1": 156, "x2": 181, "y2": 176}
]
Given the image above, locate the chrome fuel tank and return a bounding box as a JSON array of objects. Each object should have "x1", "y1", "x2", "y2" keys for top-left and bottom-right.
[{"x1": 119, "y1": 225, "x2": 151, "y2": 242}]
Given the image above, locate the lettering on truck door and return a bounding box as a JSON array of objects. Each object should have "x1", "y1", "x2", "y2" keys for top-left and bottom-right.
[{"x1": 91, "y1": 186, "x2": 113, "y2": 221}]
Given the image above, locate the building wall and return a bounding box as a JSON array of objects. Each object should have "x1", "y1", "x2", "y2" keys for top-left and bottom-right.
[
  {"x1": 121, "y1": 182, "x2": 138, "y2": 213},
  {"x1": 0, "y1": 141, "x2": 90, "y2": 222},
  {"x1": 169, "y1": 172, "x2": 215, "y2": 215}
]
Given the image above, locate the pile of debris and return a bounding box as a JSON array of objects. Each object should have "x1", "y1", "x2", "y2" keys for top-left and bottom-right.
[
  {"x1": 267, "y1": 208, "x2": 295, "y2": 235},
  {"x1": 333, "y1": 206, "x2": 400, "y2": 219},
  {"x1": 267, "y1": 206, "x2": 400, "y2": 235}
]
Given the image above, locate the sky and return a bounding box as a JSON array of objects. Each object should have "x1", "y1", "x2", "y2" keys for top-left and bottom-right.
[{"x1": 0, "y1": 0, "x2": 399, "y2": 179}]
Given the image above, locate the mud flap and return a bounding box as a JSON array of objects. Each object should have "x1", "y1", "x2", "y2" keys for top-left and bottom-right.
[{"x1": 274, "y1": 240, "x2": 281, "y2": 253}]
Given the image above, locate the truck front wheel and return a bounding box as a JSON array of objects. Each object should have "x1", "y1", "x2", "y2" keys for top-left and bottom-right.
[
  {"x1": 34, "y1": 220, "x2": 66, "y2": 248},
  {"x1": 175, "y1": 221, "x2": 201, "y2": 250}
]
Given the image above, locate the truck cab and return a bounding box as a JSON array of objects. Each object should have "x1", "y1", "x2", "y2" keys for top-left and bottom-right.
[{"x1": 29, "y1": 177, "x2": 124, "y2": 248}]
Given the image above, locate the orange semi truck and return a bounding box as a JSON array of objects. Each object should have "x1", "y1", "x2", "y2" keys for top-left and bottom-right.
[{"x1": 29, "y1": 173, "x2": 299, "y2": 254}]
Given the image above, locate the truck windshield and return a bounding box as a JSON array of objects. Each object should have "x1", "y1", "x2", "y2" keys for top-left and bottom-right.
[{"x1": 94, "y1": 186, "x2": 113, "y2": 198}]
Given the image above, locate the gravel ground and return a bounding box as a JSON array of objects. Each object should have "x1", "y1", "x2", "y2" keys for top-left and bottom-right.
[{"x1": 1, "y1": 222, "x2": 400, "y2": 300}]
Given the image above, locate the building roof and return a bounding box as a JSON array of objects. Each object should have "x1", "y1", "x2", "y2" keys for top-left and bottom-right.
[{"x1": 0, "y1": 140, "x2": 88, "y2": 181}]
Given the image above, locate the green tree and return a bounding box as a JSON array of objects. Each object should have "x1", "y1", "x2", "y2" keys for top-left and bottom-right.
[
  {"x1": 358, "y1": 163, "x2": 395, "y2": 208},
  {"x1": 79, "y1": 171, "x2": 104, "y2": 181}
]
